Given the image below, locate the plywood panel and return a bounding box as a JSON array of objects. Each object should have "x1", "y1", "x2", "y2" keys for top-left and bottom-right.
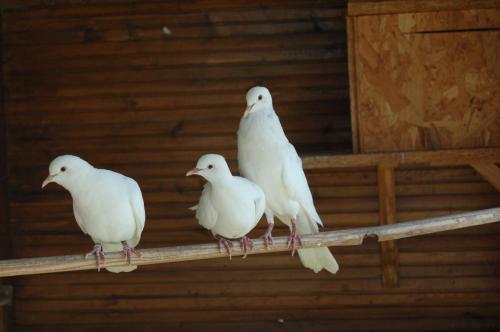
[{"x1": 350, "y1": 7, "x2": 500, "y2": 152}]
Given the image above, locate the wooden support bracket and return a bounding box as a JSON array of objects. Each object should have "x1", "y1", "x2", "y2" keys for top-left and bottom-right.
[
  {"x1": 471, "y1": 163, "x2": 500, "y2": 191},
  {"x1": 377, "y1": 163, "x2": 399, "y2": 287}
]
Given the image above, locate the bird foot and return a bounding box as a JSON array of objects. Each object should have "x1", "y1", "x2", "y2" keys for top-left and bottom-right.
[
  {"x1": 216, "y1": 236, "x2": 234, "y2": 260},
  {"x1": 121, "y1": 241, "x2": 141, "y2": 265},
  {"x1": 261, "y1": 223, "x2": 274, "y2": 249},
  {"x1": 85, "y1": 243, "x2": 105, "y2": 271},
  {"x1": 239, "y1": 236, "x2": 254, "y2": 259},
  {"x1": 287, "y1": 220, "x2": 303, "y2": 256}
]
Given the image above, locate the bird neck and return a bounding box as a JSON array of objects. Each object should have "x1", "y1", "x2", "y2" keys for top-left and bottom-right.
[
  {"x1": 208, "y1": 165, "x2": 233, "y2": 185},
  {"x1": 240, "y1": 106, "x2": 289, "y2": 145},
  {"x1": 64, "y1": 166, "x2": 95, "y2": 197}
]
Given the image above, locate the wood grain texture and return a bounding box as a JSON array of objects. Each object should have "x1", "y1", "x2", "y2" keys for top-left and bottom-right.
[
  {"x1": 2, "y1": 0, "x2": 500, "y2": 330},
  {"x1": 349, "y1": 5, "x2": 500, "y2": 152},
  {"x1": 348, "y1": 0, "x2": 500, "y2": 16},
  {"x1": 377, "y1": 164, "x2": 399, "y2": 287},
  {"x1": 302, "y1": 147, "x2": 500, "y2": 169}
]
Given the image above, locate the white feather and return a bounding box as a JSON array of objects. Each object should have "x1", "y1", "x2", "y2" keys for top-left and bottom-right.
[
  {"x1": 190, "y1": 154, "x2": 265, "y2": 240},
  {"x1": 238, "y1": 87, "x2": 339, "y2": 274},
  {"x1": 45, "y1": 155, "x2": 146, "y2": 273}
]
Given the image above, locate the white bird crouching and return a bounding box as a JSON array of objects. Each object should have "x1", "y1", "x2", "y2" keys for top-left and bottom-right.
[
  {"x1": 187, "y1": 154, "x2": 265, "y2": 258},
  {"x1": 237, "y1": 86, "x2": 339, "y2": 274},
  {"x1": 42, "y1": 155, "x2": 146, "y2": 273}
]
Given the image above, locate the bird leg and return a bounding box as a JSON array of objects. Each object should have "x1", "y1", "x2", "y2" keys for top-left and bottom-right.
[
  {"x1": 261, "y1": 223, "x2": 274, "y2": 249},
  {"x1": 287, "y1": 218, "x2": 303, "y2": 256},
  {"x1": 239, "y1": 236, "x2": 254, "y2": 259},
  {"x1": 85, "y1": 243, "x2": 105, "y2": 272},
  {"x1": 216, "y1": 236, "x2": 234, "y2": 260},
  {"x1": 121, "y1": 241, "x2": 141, "y2": 265}
]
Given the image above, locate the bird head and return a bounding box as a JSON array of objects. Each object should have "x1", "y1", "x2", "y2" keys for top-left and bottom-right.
[
  {"x1": 186, "y1": 154, "x2": 232, "y2": 182},
  {"x1": 244, "y1": 86, "x2": 273, "y2": 118},
  {"x1": 42, "y1": 155, "x2": 92, "y2": 190}
]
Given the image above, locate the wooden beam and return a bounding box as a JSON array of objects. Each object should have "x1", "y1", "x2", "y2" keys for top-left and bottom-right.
[
  {"x1": 302, "y1": 147, "x2": 500, "y2": 169},
  {"x1": 0, "y1": 208, "x2": 499, "y2": 278},
  {"x1": 377, "y1": 164, "x2": 399, "y2": 287},
  {"x1": 471, "y1": 163, "x2": 500, "y2": 191},
  {"x1": 347, "y1": 15, "x2": 361, "y2": 153},
  {"x1": 348, "y1": 0, "x2": 500, "y2": 16}
]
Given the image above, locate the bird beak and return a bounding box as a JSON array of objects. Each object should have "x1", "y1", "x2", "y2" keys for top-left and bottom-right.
[
  {"x1": 41, "y1": 175, "x2": 55, "y2": 189},
  {"x1": 243, "y1": 104, "x2": 255, "y2": 118},
  {"x1": 186, "y1": 168, "x2": 202, "y2": 176}
]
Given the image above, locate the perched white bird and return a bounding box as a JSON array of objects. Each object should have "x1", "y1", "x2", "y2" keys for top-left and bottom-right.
[
  {"x1": 237, "y1": 86, "x2": 339, "y2": 274},
  {"x1": 42, "y1": 155, "x2": 146, "y2": 273},
  {"x1": 187, "y1": 154, "x2": 265, "y2": 258}
]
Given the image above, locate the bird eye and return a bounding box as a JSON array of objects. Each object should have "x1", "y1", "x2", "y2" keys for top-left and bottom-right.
[
  {"x1": 60, "y1": 166, "x2": 66, "y2": 172},
  {"x1": 258, "y1": 95, "x2": 262, "y2": 100},
  {"x1": 208, "y1": 165, "x2": 214, "y2": 170}
]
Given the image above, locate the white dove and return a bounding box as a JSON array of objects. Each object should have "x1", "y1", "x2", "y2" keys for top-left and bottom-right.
[
  {"x1": 187, "y1": 154, "x2": 265, "y2": 258},
  {"x1": 42, "y1": 155, "x2": 146, "y2": 273},
  {"x1": 237, "y1": 86, "x2": 339, "y2": 274}
]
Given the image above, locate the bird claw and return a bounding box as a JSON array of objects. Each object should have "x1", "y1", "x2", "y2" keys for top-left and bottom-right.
[
  {"x1": 239, "y1": 236, "x2": 254, "y2": 259},
  {"x1": 85, "y1": 243, "x2": 105, "y2": 272},
  {"x1": 287, "y1": 220, "x2": 303, "y2": 256},
  {"x1": 121, "y1": 241, "x2": 140, "y2": 265},
  {"x1": 217, "y1": 236, "x2": 234, "y2": 260},
  {"x1": 261, "y1": 223, "x2": 274, "y2": 249}
]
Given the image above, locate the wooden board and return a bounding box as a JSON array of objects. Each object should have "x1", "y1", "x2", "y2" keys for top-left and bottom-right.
[
  {"x1": 2, "y1": 0, "x2": 500, "y2": 330},
  {"x1": 348, "y1": 6, "x2": 500, "y2": 152}
]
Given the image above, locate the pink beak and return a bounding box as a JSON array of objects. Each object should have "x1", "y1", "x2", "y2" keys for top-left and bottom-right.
[
  {"x1": 243, "y1": 104, "x2": 254, "y2": 118},
  {"x1": 41, "y1": 175, "x2": 55, "y2": 189},
  {"x1": 186, "y1": 168, "x2": 202, "y2": 176}
]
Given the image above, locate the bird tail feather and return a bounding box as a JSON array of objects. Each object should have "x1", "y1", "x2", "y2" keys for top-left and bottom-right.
[
  {"x1": 296, "y1": 211, "x2": 339, "y2": 274},
  {"x1": 101, "y1": 242, "x2": 137, "y2": 273}
]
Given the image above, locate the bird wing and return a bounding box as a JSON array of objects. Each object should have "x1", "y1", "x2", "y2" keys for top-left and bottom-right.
[
  {"x1": 254, "y1": 190, "x2": 266, "y2": 223},
  {"x1": 196, "y1": 183, "x2": 218, "y2": 230},
  {"x1": 72, "y1": 203, "x2": 88, "y2": 234},
  {"x1": 281, "y1": 143, "x2": 323, "y2": 227},
  {"x1": 127, "y1": 178, "x2": 146, "y2": 247},
  {"x1": 235, "y1": 177, "x2": 266, "y2": 223}
]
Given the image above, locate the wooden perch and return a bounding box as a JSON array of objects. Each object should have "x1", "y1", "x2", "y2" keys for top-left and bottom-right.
[{"x1": 1, "y1": 208, "x2": 500, "y2": 278}]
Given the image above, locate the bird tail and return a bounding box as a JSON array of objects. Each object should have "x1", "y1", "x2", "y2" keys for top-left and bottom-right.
[
  {"x1": 101, "y1": 242, "x2": 137, "y2": 273},
  {"x1": 296, "y1": 211, "x2": 339, "y2": 274}
]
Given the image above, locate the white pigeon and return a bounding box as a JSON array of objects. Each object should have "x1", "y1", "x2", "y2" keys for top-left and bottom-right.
[
  {"x1": 42, "y1": 155, "x2": 146, "y2": 273},
  {"x1": 237, "y1": 86, "x2": 339, "y2": 274},
  {"x1": 187, "y1": 154, "x2": 265, "y2": 258}
]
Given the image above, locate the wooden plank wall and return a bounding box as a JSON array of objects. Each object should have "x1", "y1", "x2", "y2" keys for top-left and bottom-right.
[{"x1": 1, "y1": 0, "x2": 500, "y2": 331}]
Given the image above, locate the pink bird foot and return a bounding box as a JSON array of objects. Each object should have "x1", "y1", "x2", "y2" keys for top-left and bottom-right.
[
  {"x1": 216, "y1": 236, "x2": 234, "y2": 260},
  {"x1": 287, "y1": 219, "x2": 303, "y2": 256},
  {"x1": 261, "y1": 223, "x2": 274, "y2": 249},
  {"x1": 239, "y1": 236, "x2": 254, "y2": 259},
  {"x1": 85, "y1": 243, "x2": 105, "y2": 271},
  {"x1": 121, "y1": 241, "x2": 141, "y2": 265}
]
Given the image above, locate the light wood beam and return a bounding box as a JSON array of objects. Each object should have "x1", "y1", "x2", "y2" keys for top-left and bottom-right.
[
  {"x1": 0, "y1": 208, "x2": 499, "y2": 278},
  {"x1": 302, "y1": 147, "x2": 500, "y2": 169}
]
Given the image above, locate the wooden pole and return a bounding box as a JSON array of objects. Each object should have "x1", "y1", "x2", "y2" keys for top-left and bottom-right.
[{"x1": 1, "y1": 208, "x2": 500, "y2": 278}]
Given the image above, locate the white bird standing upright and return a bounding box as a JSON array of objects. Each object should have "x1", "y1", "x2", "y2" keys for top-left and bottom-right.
[
  {"x1": 42, "y1": 155, "x2": 146, "y2": 273},
  {"x1": 187, "y1": 154, "x2": 265, "y2": 258},
  {"x1": 237, "y1": 86, "x2": 339, "y2": 274}
]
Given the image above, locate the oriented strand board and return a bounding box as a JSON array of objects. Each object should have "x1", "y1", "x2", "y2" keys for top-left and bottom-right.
[{"x1": 350, "y1": 8, "x2": 500, "y2": 152}]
